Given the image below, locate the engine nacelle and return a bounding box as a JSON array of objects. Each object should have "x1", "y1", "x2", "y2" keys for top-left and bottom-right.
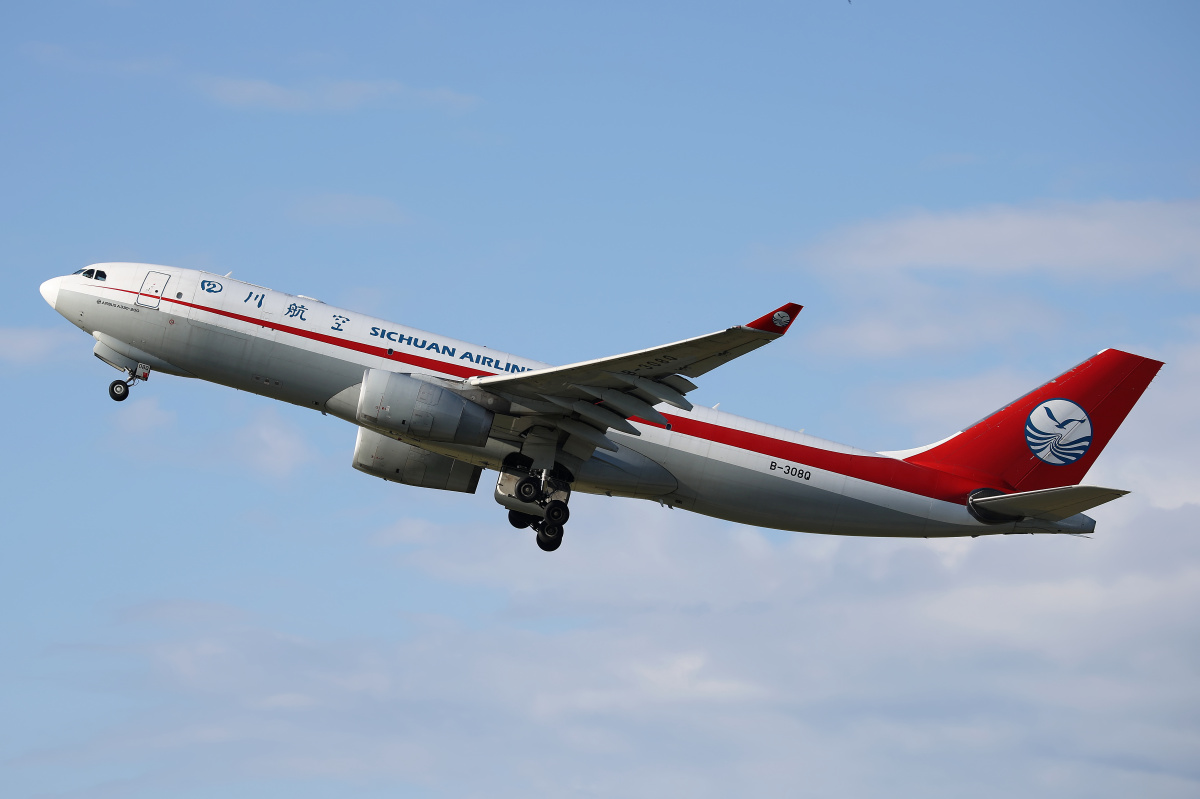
[
  {"x1": 356, "y1": 369, "x2": 494, "y2": 446},
  {"x1": 352, "y1": 428, "x2": 482, "y2": 493}
]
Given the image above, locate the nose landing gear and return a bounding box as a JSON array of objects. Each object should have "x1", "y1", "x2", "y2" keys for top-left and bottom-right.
[
  {"x1": 495, "y1": 457, "x2": 574, "y2": 552},
  {"x1": 108, "y1": 362, "x2": 151, "y2": 402}
]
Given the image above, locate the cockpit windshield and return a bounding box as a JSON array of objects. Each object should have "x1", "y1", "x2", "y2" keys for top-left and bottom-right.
[{"x1": 72, "y1": 268, "x2": 106, "y2": 280}]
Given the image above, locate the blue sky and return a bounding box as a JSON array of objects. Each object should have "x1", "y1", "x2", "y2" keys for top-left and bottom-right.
[{"x1": 2, "y1": 2, "x2": 1199, "y2": 797}]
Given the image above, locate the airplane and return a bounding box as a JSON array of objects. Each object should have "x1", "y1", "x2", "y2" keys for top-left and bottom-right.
[{"x1": 39, "y1": 262, "x2": 1162, "y2": 552}]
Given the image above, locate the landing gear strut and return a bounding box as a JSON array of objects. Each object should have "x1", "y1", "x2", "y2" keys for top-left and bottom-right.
[{"x1": 495, "y1": 456, "x2": 574, "y2": 552}]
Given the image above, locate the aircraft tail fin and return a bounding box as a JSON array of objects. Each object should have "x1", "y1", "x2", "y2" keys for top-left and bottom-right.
[{"x1": 904, "y1": 349, "x2": 1162, "y2": 492}]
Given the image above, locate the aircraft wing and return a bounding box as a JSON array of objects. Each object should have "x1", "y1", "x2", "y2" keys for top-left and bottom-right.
[{"x1": 470, "y1": 303, "x2": 802, "y2": 461}]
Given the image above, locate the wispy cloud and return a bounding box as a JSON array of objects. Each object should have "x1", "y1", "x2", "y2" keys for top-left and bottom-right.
[
  {"x1": 193, "y1": 76, "x2": 477, "y2": 113},
  {"x1": 0, "y1": 327, "x2": 86, "y2": 364},
  {"x1": 289, "y1": 193, "x2": 410, "y2": 227},
  {"x1": 23, "y1": 42, "x2": 477, "y2": 115},
  {"x1": 880, "y1": 366, "x2": 1042, "y2": 443},
  {"x1": 112, "y1": 395, "x2": 177, "y2": 435},
  {"x1": 21, "y1": 41, "x2": 172, "y2": 75},
  {"x1": 803, "y1": 199, "x2": 1200, "y2": 278},
  {"x1": 1087, "y1": 334, "x2": 1200, "y2": 510},
  {"x1": 31, "y1": 496, "x2": 1199, "y2": 795},
  {"x1": 220, "y1": 409, "x2": 316, "y2": 478},
  {"x1": 786, "y1": 198, "x2": 1200, "y2": 359}
]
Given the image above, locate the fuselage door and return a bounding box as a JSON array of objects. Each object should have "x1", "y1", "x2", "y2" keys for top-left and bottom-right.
[{"x1": 136, "y1": 270, "x2": 171, "y2": 309}]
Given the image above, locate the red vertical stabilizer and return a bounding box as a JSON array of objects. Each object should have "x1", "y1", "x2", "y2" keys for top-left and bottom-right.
[{"x1": 905, "y1": 349, "x2": 1163, "y2": 492}]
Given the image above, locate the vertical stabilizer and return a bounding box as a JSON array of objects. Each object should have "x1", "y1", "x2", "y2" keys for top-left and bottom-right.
[{"x1": 905, "y1": 349, "x2": 1162, "y2": 491}]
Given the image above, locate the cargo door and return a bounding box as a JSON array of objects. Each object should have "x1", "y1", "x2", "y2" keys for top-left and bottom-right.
[{"x1": 136, "y1": 270, "x2": 171, "y2": 309}]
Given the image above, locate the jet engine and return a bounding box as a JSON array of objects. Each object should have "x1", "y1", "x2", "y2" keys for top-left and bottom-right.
[
  {"x1": 356, "y1": 369, "x2": 494, "y2": 446},
  {"x1": 352, "y1": 427, "x2": 482, "y2": 493}
]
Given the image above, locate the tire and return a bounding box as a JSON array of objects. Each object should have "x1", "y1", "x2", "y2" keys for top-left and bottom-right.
[
  {"x1": 536, "y1": 524, "x2": 563, "y2": 552},
  {"x1": 515, "y1": 476, "x2": 540, "y2": 503},
  {"x1": 508, "y1": 510, "x2": 535, "y2": 529},
  {"x1": 108, "y1": 380, "x2": 130, "y2": 402},
  {"x1": 544, "y1": 500, "x2": 570, "y2": 526}
]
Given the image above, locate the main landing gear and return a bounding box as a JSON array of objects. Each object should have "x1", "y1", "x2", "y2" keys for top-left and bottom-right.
[
  {"x1": 496, "y1": 456, "x2": 573, "y2": 552},
  {"x1": 508, "y1": 510, "x2": 565, "y2": 551},
  {"x1": 108, "y1": 362, "x2": 151, "y2": 402}
]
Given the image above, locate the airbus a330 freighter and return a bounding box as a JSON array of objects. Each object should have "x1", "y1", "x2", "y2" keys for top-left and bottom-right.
[{"x1": 40, "y1": 263, "x2": 1161, "y2": 551}]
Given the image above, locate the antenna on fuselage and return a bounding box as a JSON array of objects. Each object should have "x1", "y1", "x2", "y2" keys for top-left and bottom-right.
[{"x1": 225, "y1": 271, "x2": 233, "y2": 277}]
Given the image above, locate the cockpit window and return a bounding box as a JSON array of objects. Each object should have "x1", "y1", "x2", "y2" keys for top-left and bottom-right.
[
  {"x1": 82, "y1": 269, "x2": 95, "y2": 279},
  {"x1": 94, "y1": 270, "x2": 107, "y2": 281},
  {"x1": 72, "y1": 268, "x2": 86, "y2": 275}
]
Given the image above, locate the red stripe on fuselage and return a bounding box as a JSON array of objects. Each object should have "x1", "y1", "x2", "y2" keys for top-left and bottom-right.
[
  {"x1": 102, "y1": 286, "x2": 498, "y2": 379},
  {"x1": 99, "y1": 285, "x2": 979, "y2": 503},
  {"x1": 652, "y1": 414, "x2": 985, "y2": 504}
]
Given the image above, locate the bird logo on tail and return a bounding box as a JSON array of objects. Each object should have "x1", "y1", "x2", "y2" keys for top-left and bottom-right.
[{"x1": 1025, "y1": 399, "x2": 1093, "y2": 465}]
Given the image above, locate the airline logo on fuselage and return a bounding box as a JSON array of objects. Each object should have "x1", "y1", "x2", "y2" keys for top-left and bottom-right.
[
  {"x1": 368, "y1": 326, "x2": 530, "y2": 373},
  {"x1": 1025, "y1": 399, "x2": 1093, "y2": 465}
]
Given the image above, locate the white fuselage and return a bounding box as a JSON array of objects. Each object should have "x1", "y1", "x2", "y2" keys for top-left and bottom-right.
[{"x1": 40, "y1": 263, "x2": 1090, "y2": 538}]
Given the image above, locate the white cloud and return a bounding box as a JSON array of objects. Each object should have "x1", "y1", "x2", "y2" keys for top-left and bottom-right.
[
  {"x1": 25, "y1": 43, "x2": 477, "y2": 114},
  {"x1": 288, "y1": 193, "x2": 410, "y2": 227},
  {"x1": 786, "y1": 198, "x2": 1200, "y2": 359},
  {"x1": 803, "y1": 298, "x2": 1052, "y2": 358},
  {"x1": 797, "y1": 272, "x2": 1069, "y2": 358},
  {"x1": 1086, "y1": 334, "x2": 1200, "y2": 510},
  {"x1": 218, "y1": 408, "x2": 316, "y2": 478},
  {"x1": 21, "y1": 41, "x2": 171, "y2": 75},
  {"x1": 878, "y1": 365, "x2": 1046, "y2": 444},
  {"x1": 918, "y1": 569, "x2": 1200, "y2": 658},
  {"x1": 193, "y1": 76, "x2": 477, "y2": 113},
  {"x1": 0, "y1": 327, "x2": 86, "y2": 364},
  {"x1": 629, "y1": 652, "x2": 764, "y2": 702},
  {"x1": 112, "y1": 395, "x2": 177, "y2": 435},
  {"x1": 30, "y1": 497, "x2": 1195, "y2": 797},
  {"x1": 802, "y1": 198, "x2": 1200, "y2": 278}
]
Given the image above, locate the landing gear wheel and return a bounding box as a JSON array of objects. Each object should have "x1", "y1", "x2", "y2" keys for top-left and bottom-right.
[
  {"x1": 544, "y1": 500, "x2": 570, "y2": 526},
  {"x1": 536, "y1": 523, "x2": 564, "y2": 552},
  {"x1": 508, "y1": 510, "x2": 537, "y2": 529},
  {"x1": 515, "y1": 476, "x2": 541, "y2": 503},
  {"x1": 108, "y1": 380, "x2": 130, "y2": 402}
]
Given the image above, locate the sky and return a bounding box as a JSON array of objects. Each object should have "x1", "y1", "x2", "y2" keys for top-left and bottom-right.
[{"x1": 2, "y1": 2, "x2": 1199, "y2": 797}]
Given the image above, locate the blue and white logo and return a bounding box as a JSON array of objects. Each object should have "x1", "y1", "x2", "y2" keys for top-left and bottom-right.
[
  {"x1": 200, "y1": 280, "x2": 223, "y2": 293},
  {"x1": 1025, "y1": 398, "x2": 1093, "y2": 465}
]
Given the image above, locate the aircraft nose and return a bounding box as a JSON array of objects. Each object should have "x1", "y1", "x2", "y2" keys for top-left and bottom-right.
[{"x1": 39, "y1": 276, "x2": 63, "y2": 309}]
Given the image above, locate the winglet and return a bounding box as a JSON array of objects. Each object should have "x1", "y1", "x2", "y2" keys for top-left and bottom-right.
[{"x1": 744, "y1": 303, "x2": 803, "y2": 334}]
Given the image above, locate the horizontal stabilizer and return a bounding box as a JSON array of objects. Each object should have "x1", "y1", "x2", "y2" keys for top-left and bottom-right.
[{"x1": 971, "y1": 485, "x2": 1129, "y2": 522}]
